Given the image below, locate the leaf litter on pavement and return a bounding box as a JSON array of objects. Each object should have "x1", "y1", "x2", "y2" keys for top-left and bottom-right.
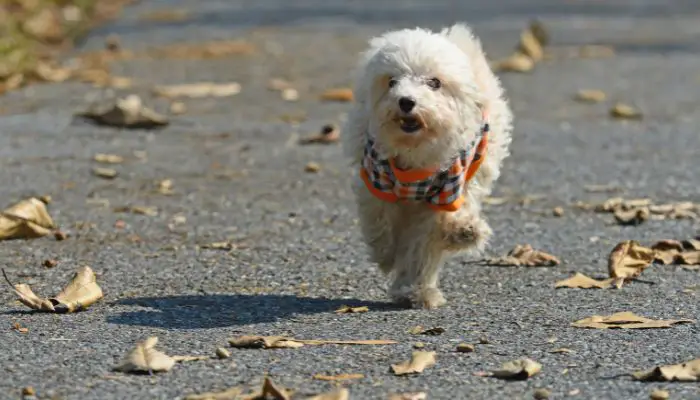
[
  {"x1": 77, "y1": 94, "x2": 169, "y2": 129},
  {"x1": 3, "y1": 266, "x2": 103, "y2": 313},
  {"x1": 491, "y1": 20, "x2": 548, "y2": 73},
  {"x1": 228, "y1": 335, "x2": 396, "y2": 349},
  {"x1": 114, "y1": 337, "x2": 175, "y2": 374},
  {"x1": 632, "y1": 358, "x2": 700, "y2": 382},
  {"x1": 486, "y1": 244, "x2": 560, "y2": 267},
  {"x1": 572, "y1": 312, "x2": 693, "y2": 329},
  {"x1": 391, "y1": 351, "x2": 436, "y2": 376},
  {"x1": 0, "y1": 197, "x2": 56, "y2": 240},
  {"x1": 476, "y1": 358, "x2": 542, "y2": 380}
]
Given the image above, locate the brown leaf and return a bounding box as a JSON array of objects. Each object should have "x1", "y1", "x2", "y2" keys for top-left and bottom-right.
[
  {"x1": 299, "y1": 124, "x2": 340, "y2": 145},
  {"x1": 313, "y1": 373, "x2": 364, "y2": 381},
  {"x1": 391, "y1": 351, "x2": 436, "y2": 375},
  {"x1": 608, "y1": 241, "x2": 655, "y2": 283},
  {"x1": 153, "y1": 82, "x2": 241, "y2": 98},
  {"x1": 491, "y1": 358, "x2": 542, "y2": 380},
  {"x1": 78, "y1": 95, "x2": 169, "y2": 129},
  {"x1": 0, "y1": 198, "x2": 56, "y2": 240},
  {"x1": 319, "y1": 88, "x2": 353, "y2": 102},
  {"x1": 281, "y1": 88, "x2": 299, "y2": 101},
  {"x1": 92, "y1": 167, "x2": 118, "y2": 179},
  {"x1": 456, "y1": 343, "x2": 475, "y2": 353},
  {"x1": 610, "y1": 103, "x2": 643, "y2": 120},
  {"x1": 650, "y1": 389, "x2": 670, "y2": 400},
  {"x1": 574, "y1": 89, "x2": 606, "y2": 103},
  {"x1": 388, "y1": 393, "x2": 427, "y2": 400},
  {"x1": 170, "y1": 102, "x2": 187, "y2": 115},
  {"x1": 614, "y1": 207, "x2": 650, "y2": 226},
  {"x1": 114, "y1": 337, "x2": 175, "y2": 373},
  {"x1": 555, "y1": 273, "x2": 615, "y2": 289},
  {"x1": 228, "y1": 335, "x2": 396, "y2": 349},
  {"x1": 572, "y1": 311, "x2": 693, "y2": 329},
  {"x1": 185, "y1": 386, "x2": 244, "y2": 400},
  {"x1": 42, "y1": 259, "x2": 58, "y2": 269},
  {"x1": 676, "y1": 251, "x2": 700, "y2": 266},
  {"x1": 305, "y1": 162, "x2": 321, "y2": 173},
  {"x1": 334, "y1": 305, "x2": 369, "y2": 314},
  {"x1": 33, "y1": 62, "x2": 72, "y2": 83},
  {"x1": 682, "y1": 238, "x2": 700, "y2": 251},
  {"x1": 172, "y1": 355, "x2": 210, "y2": 362},
  {"x1": 94, "y1": 153, "x2": 124, "y2": 164},
  {"x1": 113, "y1": 206, "x2": 158, "y2": 217},
  {"x1": 517, "y1": 26, "x2": 544, "y2": 62},
  {"x1": 215, "y1": 347, "x2": 231, "y2": 359},
  {"x1": 4, "y1": 266, "x2": 103, "y2": 313},
  {"x1": 632, "y1": 358, "x2": 700, "y2": 382},
  {"x1": 488, "y1": 244, "x2": 560, "y2": 267},
  {"x1": 201, "y1": 242, "x2": 234, "y2": 250},
  {"x1": 0, "y1": 74, "x2": 24, "y2": 94},
  {"x1": 12, "y1": 321, "x2": 29, "y2": 334},
  {"x1": 408, "y1": 326, "x2": 445, "y2": 336},
  {"x1": 305, "y1": 388, "x2": 350, "y2": 400},
  {"x1": 552, "y1": 207, "x2": 565, "y2": 217},
  {"x1": 491, "y1": 52, "x2": 534, "y2": 73},
  {"x1": 549, "y1": 348, "x2": 574, "y2": 354}
]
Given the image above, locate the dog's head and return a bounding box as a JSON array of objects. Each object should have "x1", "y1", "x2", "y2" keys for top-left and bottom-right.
[{"x1": 354, "y1": 27, "x2": 485, "y2": 167}]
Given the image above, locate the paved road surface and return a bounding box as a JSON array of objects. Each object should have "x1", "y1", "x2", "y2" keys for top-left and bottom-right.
[{"x1": 1, "y1": 1, "x2": 700, "y2": 399}]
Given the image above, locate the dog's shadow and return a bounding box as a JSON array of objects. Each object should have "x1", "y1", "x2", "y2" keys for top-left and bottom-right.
[{"x1": 107, "y1": 294, "x2": 400, "y2": 329}]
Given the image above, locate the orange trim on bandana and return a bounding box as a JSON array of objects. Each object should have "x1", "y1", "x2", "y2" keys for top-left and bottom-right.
[
  {"x1": 360, "y1": 168, "x2": 399, "y2": 203},
  {"x1": 389, "y1": 158, "x2": 437, "y2": 183}
]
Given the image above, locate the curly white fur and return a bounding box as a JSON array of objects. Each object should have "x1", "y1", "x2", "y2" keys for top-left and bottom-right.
[{"x1": 343, "y1": 23, "x2": 513, "y2": 309}]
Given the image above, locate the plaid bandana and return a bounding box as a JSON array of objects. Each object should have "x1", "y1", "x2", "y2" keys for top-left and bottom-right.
[{"x1": 360, "y1": 115, "x2": 489, "y2": 212}]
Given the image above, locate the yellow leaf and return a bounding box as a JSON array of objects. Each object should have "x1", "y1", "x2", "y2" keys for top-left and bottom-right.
[
  {"x1": 0, "y1": 198, "x2": 55, "y2": 240},
  {"x1": 153, "y1": 82, "x2": 241, "y2": 98},
  {"x1": 610, "y1": 103, "x2": 643, "y2": 120},
  {"x1": 391, "y1": 351, "x2": 436, "y2": 375},
  {"x1": 574, "y1": 89, "x2": 606, "y2": 103},
  {"x1": 305, "y1": 388, "x2": 350, "y2": 400},
  {"x1": 114, "y1": 337, "x2": 175, "y2": 373},
  {"x1": 572, "y1": 311, "x2": 693, "y2": 329},
  {"x1": 312, "y1": 373, "x2": 364, "y2": 381},
  {"x1": 491, "y1": 53, "x2": 534, "y2": 73},
  {"x1": 555, "y1": 272, "x2": 615, "y2": 289},
  {"x1": 334, "y1": 305, "x2": 369, "y2": 314},
  {"x1": 608, "y1": 241, "x2": 656, "y2": 283},
  {"x1": 632, "y1": 358, "x2": 700, "y2": 381},
  {"x1": 488, "y1": 244, "x2": 560, "y2": 267},
  {"x1": 319, "y1": 88, "x2": 353, "y2": 102},
  {"x1": 4, "y1": 266, "x2": 103, "y2": 313},
  {"x1": 491, "y1": 358, "x2": 542, "y2": 380}
]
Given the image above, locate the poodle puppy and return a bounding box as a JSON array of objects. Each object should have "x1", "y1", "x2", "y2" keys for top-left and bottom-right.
[{"x1": 342, "y1": 23, "x2": 513, "y2": 309}]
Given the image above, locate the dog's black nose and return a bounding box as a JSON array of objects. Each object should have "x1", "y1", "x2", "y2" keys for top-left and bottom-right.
[{"x1": 398, "y1": 97, "x2": 416, "y2": 113}]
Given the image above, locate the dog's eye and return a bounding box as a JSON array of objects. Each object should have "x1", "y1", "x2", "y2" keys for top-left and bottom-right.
[
  {"x1": 427, "y1": 78, "x2": 441, "y2": 89},
  {"x1": 388, "y1": 78, "x2": 398, "y2": 88}
]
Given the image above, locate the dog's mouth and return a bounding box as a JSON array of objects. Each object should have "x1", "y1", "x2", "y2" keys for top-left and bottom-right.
[{"x1": 398, "y1": 115, "x2": 424, "y2": 134}]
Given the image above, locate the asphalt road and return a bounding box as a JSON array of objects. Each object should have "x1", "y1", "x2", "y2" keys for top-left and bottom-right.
[{"x1": 2, "y1": 1, "x2": 700, "y2": 399}]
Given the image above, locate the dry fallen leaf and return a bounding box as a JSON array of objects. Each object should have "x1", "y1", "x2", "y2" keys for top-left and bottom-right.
[
  {"x1": 228, "y1": 335, "x2": 396, "y2": 349},
  {"x1": 12, "y1": 321, "x2": 29, "y2": 334},
  {"x1": 170, "y1": 101, "x2": 187, "y2": 115},
  {"x1": 0, "y1": 198, "x2": 56, "y2": 240},
  {"x1": 492, "y1": 53, "x2": 534, "y2": 73},
  {"x1": 409, "y1": 326, "x2": 445, "y2": 336},
  {"x1": 43, "y1": 259, "x2": 58, "y2": 269},
  {"x1": 185, "y1": 386, "x2": 244, "y2": 400},
  {"x1": 94, "y1": 153, "x2": 124, "y2": 164},
  {"x1": 33, "y1": 62, "x2": 72, "y2": 82},
  {"x1": 241, "y1": 377, "x2": 291, "y2": 400},
  {"x1": 610, "y1": 103, "x2": 643, "y2": 120},
  {"x1": 614, "y1": 207, "x2": 650, "y2": 226},
  {"x1": 215, "y1": 347, "x2": 231, "y2": 359},
  {"x1": 172, "y1": 355, "x2": 210, "y2": 363},
  {"x1": 632, "y1": 358, "x2": 700, "y2": 382},
  {"x1": 305, "y1": 388, "x2": 350, "y2": 400},
  {"x1": 334, "y1": 305, "x2": 369, "y2": 314},
  {"x1": 114, "y1": 337, "x2": 175, "y2": 374},
  {"x1": 153, "y1": 82, "x2": 241, "y2": 98},
  {"x1": 92, "y1": 167, "x2": 118, "y2": 179},
  {"x1": 139, "y1": 8, "x2": 190, "y2": 22},
  {"x1": 456, "y1": 343, "x2": 475, "y2": 353},
  {"x1": 0, "y1": 74, "x2": 24, "y2": 95},
  {"x1": 4, "y1": 266, "x2": 103, "y2": 313},
  {"x1": 305, "y1": 162, "x2": 321, "y2": 173},
  {"x1": 650, "y1": 389, "x2": 670, "y2": 400},
  {"x1": 487, "y1": 244, "x2": 560, "y2": 267},
  {"x1": 608, "y1": 241, "x2": 656, "y2": 285},
  {"x1": 268, "y1": 78, "x2": 293, "y2": 91},
  {"x1": 299, "y1": 124, "x2": 340, "y2": 145},
  {"x1": 574, "y1": 89, "x2": 606, "y2": 103},
  {"x1": 78, "y1": 95, "x2": 169, "y2": 129},
  {"x1": 391, "y1": 351, "x2": 436, "y2": 376},
  {"x1": 319, "y1": 88, "x2": 353, "y2": 102},
  {"x1": 491, "y1": 358, "x2": 542, "y2": 380},
  {"x1": 313, "y1": 373, "x2": 364, "y2": 381},
  {"x1": 114, "y1": 206, "x2": 158, "y2": 217},
  {"x1": 555, "y1": 273, "x2": 615, "y2": 289},
  {"x1": 572, "y1": 311, "x2": 693, "y2": 329},
  {"x1": 200, "y1": 242, "x2": 234, "y2": 250},
  {"x1": 388, "y1": 393, "x2": 427, "y2": 400},
  {"x1": 533, "y1": 388, "x2": 551, "y2": 400},
  {"x1": 281, "y1": 88, "x2": 299, "y2": 101}
]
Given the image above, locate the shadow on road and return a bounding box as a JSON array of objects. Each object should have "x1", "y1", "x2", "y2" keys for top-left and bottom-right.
[{"x1": 107, "y1": 294, "x2": 400, "y2": 329}]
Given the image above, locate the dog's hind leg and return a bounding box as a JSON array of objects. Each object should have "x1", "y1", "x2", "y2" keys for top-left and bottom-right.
[{"x1": 355, "y1": 183, "x2": 398, "y2": 274}]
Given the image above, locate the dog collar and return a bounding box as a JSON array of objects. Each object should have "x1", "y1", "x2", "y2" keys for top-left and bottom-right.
[{"x1": 360, "y1": 112, "x2": 489, "y2": 212}]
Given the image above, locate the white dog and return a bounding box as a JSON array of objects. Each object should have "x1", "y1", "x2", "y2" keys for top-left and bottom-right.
[{"x1": 342, "y1": 24, "x2": 513, "y2": 309}]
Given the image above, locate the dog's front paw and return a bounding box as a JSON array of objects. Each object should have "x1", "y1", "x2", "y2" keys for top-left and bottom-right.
[
  {"x1": 416, "y1": 287, "x2": 447, "y2": 309},
  {"x1": 442, "y1": 214, "x2": 492, "y2": 252}
]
